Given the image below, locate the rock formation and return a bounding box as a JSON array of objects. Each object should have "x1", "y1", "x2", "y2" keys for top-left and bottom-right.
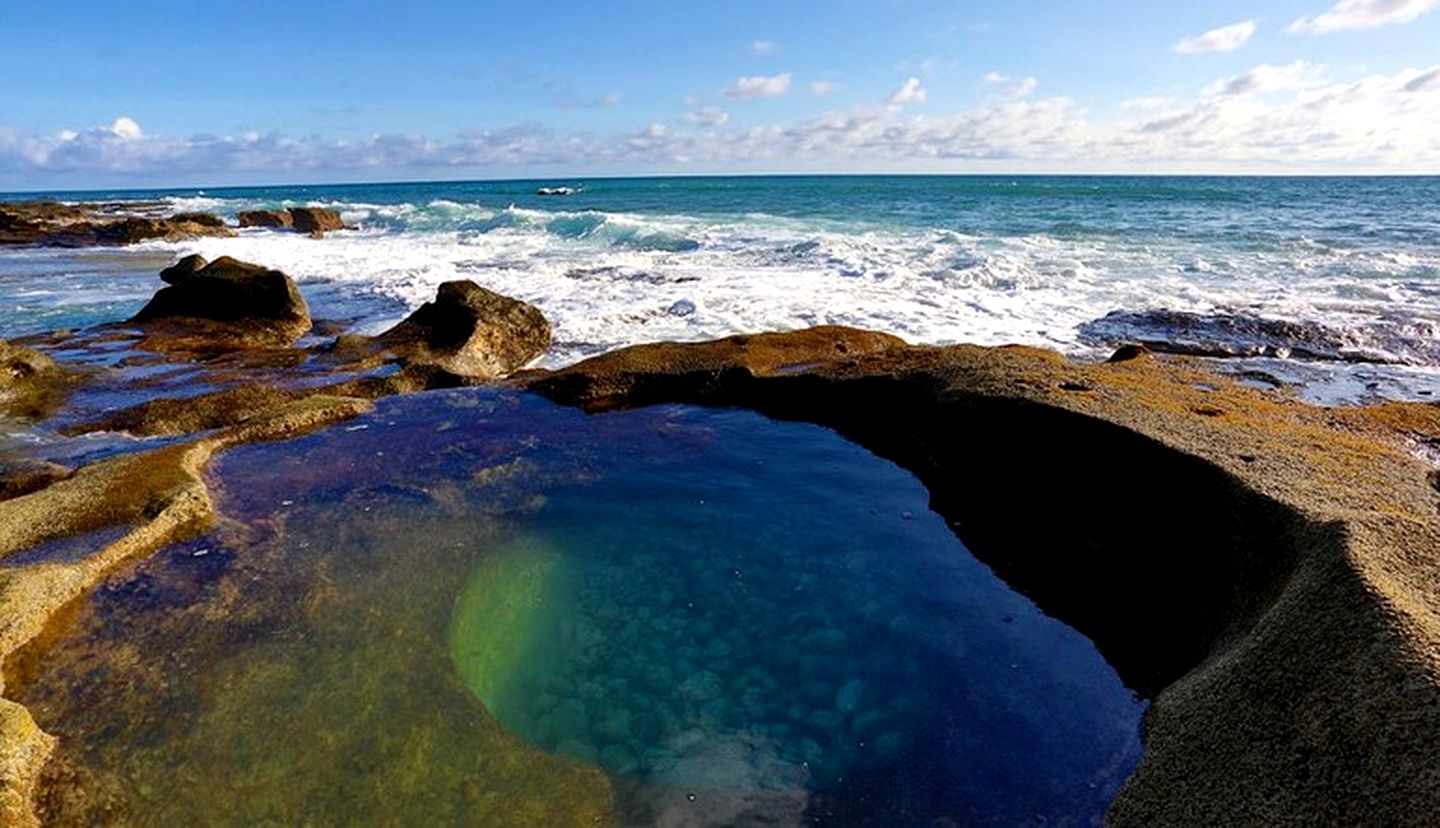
[
  {"x1": 130, "y1": 256, "x2": 311, "y2": 347},
  {"x1": 374, "y1": 280, "x2": 552, "y2": 377},
  {"x1": 0, "y1": 201, "x2": 231, "y2": 247},
  {"x1": 238, "y1": 207, "x2": 349, "y2": 238}
]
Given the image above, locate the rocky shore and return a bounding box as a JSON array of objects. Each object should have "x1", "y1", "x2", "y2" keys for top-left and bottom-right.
[
  {"x1": 0, "y1": 201, "x2": 351, "y2": 247},
  {"x1": 2, "y1": 253, "x2": 1439, "y2": 824}
]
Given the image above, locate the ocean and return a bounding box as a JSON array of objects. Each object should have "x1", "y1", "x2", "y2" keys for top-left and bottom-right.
[{"x1": 4, "y1": 174, "x2": 1439, "y2": 403}]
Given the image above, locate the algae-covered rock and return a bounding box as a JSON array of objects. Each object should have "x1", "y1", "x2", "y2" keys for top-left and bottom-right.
[
  {"x1": 449, "y1": 537, "x2": 570, "y2": 709},
  {"x1": 375, "y1": 280, "x2": 552, "y2": 378},
  {"x1": 0, "y1": 697, "x2": 54, "y2": 828},
  {"x1": 0, "y1": 339, "x2": 69, "y2": 420},
  {"x1": 0, "y1": 459, "x2": 70, "y2": 502}
]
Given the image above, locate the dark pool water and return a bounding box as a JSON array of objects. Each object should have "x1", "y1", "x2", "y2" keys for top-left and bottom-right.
[
  {"x1": 22, "y1": 389, "x2": 1143, "y2": 826},
  {"x1": 447, "y1": 395, "x2": 1145, "y2": 825}
]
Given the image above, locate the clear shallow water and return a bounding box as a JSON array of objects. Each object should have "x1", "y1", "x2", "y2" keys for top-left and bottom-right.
[
  {"x1": 4, "y1": 175, "x2": 1440, "y2": 402},
  {"x1": 20, "y1": 389, "x2": 1143, "y2": 825}
]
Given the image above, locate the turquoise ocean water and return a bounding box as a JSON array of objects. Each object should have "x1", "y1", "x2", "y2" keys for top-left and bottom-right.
[{"x1": 3, "y1": 175, "x2": 1439, "y2": 401}]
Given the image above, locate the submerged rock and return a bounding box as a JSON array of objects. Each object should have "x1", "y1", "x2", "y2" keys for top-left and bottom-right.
[
  {"x1": 374, "y1": 280, "x2": 551, "y2": 377},
  {"x1": 130, "y1": 256, "x2": 312, "y2": 347}
]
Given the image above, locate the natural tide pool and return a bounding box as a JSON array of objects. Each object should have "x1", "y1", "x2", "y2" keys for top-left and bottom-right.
[{"x1": 19, "y1": 389, "x2": 1144, "y2": 825}]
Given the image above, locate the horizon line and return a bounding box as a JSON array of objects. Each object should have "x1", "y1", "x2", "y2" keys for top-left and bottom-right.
[{"x1": 4, "y1": 168, "x2": 1440, "y2": 197}]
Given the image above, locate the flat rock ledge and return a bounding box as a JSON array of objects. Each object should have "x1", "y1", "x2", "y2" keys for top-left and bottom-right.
[
  {"x1": 0, "y1": 201, "x2": 232, "y2": 247},
  {"x1": 524, "y1": 328, "x2": 1440, "y2": 826}
]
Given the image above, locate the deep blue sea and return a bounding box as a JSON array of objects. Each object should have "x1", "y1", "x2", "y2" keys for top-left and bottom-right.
[{"x1": 4, "y1": 175, "x2": 1439, "y2": 401}]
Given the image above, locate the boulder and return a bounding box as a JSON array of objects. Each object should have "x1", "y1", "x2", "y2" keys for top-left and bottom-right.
[
  {"x1": 237, "y1": 209, "x2": 293, "y2": 229},
  {"x1": 374, "y1": 280, "x2": 551, "y2": 377},
  {"x1": 159, "y1": 254, "x2": 209, "y2": 285},
  {"x1": 0, "y1": 339, "x2": 68, "y2": 419},
  {"x1": 289, "y1": 207, "x2": 345, "y2": 238},
  {"x1": 130, "y1": 256, "x2": 311, "y2": 346}
]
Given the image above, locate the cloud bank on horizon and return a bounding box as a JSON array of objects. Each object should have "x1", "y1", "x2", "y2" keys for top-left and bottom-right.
[{"x1": 1, "y1": 0, "x2": 1438, "y2": 187}]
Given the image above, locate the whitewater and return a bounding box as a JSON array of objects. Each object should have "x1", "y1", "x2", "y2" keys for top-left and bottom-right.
[{"x1": 3, "y1": 175, "x2": 1439, "y2": 403}]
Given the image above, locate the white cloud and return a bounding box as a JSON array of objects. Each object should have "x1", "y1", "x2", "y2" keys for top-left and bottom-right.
[
  {"x1": 724, "y1": 72, "x2": 792, "y2": 99},
  {"x1": 1203, "y1": 60, "x2": 1322, "y2": 96},
  {"x1": 111, "y1": 116, "x2": 143, "y2": 141},
  {"x1": 5, "y1": 65, "x2": 1440, "y2": 185},
  {"x1": 810, "y1": 80, "x2": 837, "y2": 96},
  {"x1": 751, "y1": 40, "x2": 777, "y2": 55},
  {"x1": 981, "y1": 72, "x2": 1037, "y2": 98},
  {"x1": 685, "y1": 106, "x2": 730, "y2": 127},
  {"x1": 1173, "y1": 20, "x2": 1258, "y2": 53},
  {"x1": 1289, "y1": 0, "x2": 1440, "y2": 33},
  {"x1": 887, "y1": 77, "x2": 927, "y2": 106}
]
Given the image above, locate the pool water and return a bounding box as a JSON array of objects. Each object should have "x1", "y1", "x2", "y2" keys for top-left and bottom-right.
[
  {"x1": 448, "y1": 397, "x2": 1145, "y2": 824},
  {"x1": 20, "y1": 390, "x2": 1144, "y2": 826}
]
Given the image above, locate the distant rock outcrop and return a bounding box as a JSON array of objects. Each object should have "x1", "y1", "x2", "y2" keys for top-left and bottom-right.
[
  {"x1": 238, "y1": 207, "x2": 349, "y2": 238},
  {"x1": 0, "y1": 201, "x2": 232, "y2": 247},
  {"x1": 131, "y1": 256, "x2": 311, "y2": 347},
  {"x1": 374, "y1": 280, "x2": 551, "y2": 377}
]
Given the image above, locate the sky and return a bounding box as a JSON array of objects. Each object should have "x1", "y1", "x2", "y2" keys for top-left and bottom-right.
[{"x1": 1, "y1": 0, "x2": 1439, "y2": 188}]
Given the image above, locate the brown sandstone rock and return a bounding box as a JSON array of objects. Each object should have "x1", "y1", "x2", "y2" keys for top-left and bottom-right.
[
  {"x1": 236, "y1": 209, "x2": 293, "y2": 229},
  {"x1": 158, "y1": 254, "x2": 208, "y2": 285},
  {"x1": 0, "y1": 201, "x2": 231, "y2": 247},
  {"x1": 374, "y1": 280, "x2": 551, "y2": 377},
  {"x1": 0, "y1": 340, "x2": 69, "y2": 419},
  {"x1": 130, "y1": 256, "x2": 311, "y2": 347},
  {"x1": 0, "y1": 459, "x2": 70, "y2": 502},
  {"x1": 289, "y1": 207, "x2": 345, "y2": 237}
]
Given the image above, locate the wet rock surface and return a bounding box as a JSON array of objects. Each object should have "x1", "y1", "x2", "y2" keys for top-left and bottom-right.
[{"x1": 1079, "y1": 307, "x2": 1440, "y2": 365}]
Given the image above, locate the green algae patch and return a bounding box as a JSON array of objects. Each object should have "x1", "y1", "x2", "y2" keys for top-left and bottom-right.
[{"x1": 449, "y1": 537, "x2": 572, "y2": 717}]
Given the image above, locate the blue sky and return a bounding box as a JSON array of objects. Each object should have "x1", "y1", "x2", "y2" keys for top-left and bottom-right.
[{"x1": 2, "y1": 0, "x2": 1438, "y2": 187}]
